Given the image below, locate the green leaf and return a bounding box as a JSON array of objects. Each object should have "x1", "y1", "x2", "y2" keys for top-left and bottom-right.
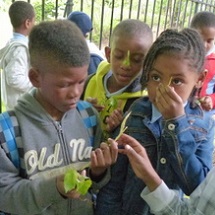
[
  {"x1": 64, "y1": 169, "x2": 78, "y2": 193},
  {"x1": 64, "y1": 169, "x2": 92, "y2": 195},
  {"x1": 76, "y1": 177, "x2": 92, "y2": 195},
  {"x1": 109, "y1": 97, "x2": 118, "y2": 109}
]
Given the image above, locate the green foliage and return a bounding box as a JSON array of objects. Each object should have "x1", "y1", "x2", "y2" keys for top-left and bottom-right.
[
  {"x1": 32, "y1": 0, "x2": 64, "y2": 22},
  {"x1": 0, "y1": 0, "x2": 11, "y2": 12},
  {"x1": 64, "y1": 169, "x2": 92, "y2": 195}
]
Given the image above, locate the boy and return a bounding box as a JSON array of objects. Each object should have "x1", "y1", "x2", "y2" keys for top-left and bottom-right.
[
  {"x1": 0, "y1": 20, "x2": 118, "y2": 215},
  {"x1": 0, "y1": 1, "x2": 35, "y2": 111},
  {"x1": 82, "y1": 19, "x2": 153, "y2": 138},
  {"x1": 190, "y1": 11, "x2": 215, "y2": 112},
  {"x1": 68, "y1": 11, "x2": 105, "y2": 75}
]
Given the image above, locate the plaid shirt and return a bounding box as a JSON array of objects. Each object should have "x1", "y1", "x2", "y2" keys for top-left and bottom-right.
[{"x1": 141, "y1": 167, "x2": 215, "y2": 215}]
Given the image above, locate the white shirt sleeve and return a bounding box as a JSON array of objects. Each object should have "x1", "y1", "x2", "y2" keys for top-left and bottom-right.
[
  {"x1": 5, "y1": 46, "x2": 32, "y2": 92},
  {"x1": 140, "y1": 181, "x2": 175, "y2": 212}
]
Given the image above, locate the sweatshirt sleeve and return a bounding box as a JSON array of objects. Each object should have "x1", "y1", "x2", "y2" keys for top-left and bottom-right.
[
  {"x1": 4, "y1": 45, "x2": 32, "y2": 92},
  {"x1": 141, "y1": 181, "x2": 176, "y2": 213},
  {"x1": 90, "y1": 106, "x2": 112, "y2": 191},
  {"x1": 141, "y1": 168, "x2": 215, "y2": 215},
  {"x1": 0, "y1": 147, "x2": 65, "y2": 215}
]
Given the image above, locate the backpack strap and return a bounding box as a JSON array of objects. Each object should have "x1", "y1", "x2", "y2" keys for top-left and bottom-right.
[
  {"x1": 76, "y1": 100, "x2": 97, "y2": 146},
  {"x1": 0, "y1": 111, "x2": 20, "y2": 168}
]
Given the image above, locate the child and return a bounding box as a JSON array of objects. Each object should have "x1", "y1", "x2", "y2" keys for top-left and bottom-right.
[
  {"x1": 68, "y1": 11, "x2": 105, "y2": 75},
  {"x1": 0, "y1": 1, "x2": 35, "y2": 111},
  {"x1": 0, "y1": 20, "x2": 118, "y2": 215},
  {"x1": 118, "y1": 133, "x2": 215, "y2": 215},
  {"x1": 82, "y1": 19, "x2": 153, "y2": 138},
  {"x1": 95, "y1": 28, "x2": 215, "y2": 215},
  {"x1": 190, "y1": 11, "x2": 215, "y2": 112}
]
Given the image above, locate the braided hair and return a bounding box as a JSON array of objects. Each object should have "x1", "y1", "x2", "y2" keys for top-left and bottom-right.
[{"x1": 141, "y1": 28, "x2": 205, "y2": 90}]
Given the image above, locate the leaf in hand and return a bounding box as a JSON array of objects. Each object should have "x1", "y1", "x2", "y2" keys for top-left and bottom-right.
[
  {"x1": 109, "y1": 97, "x2": 118, "y2": 109},
  {"x1": 115, "y1": 111, "x2": 131, "y2": 141},
  {"x1": 64, "y1": 169, "x2": 78, "y2": 193},
  {"x1": 76, "y1": 175, "x2": 92, "y2": 195},
  {"x1": 64, "y1": 169, "x2": 92, "y2": 195}
]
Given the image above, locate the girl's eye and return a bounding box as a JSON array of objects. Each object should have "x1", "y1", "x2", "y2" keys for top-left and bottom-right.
[
  {"x1": 151, "y1": 75, "x2": 161, "y2": 82},
  {"x1": 172, "y1": 79, "x2": 183, "y2": 86}
]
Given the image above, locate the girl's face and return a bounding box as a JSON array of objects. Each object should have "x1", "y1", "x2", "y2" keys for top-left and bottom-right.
[
  {"x1": 147, "y1": 54, "x2": 204, "y2": 104},
  {"x1": 105, "y1": 35, "x2": 152, "y2": 89}
]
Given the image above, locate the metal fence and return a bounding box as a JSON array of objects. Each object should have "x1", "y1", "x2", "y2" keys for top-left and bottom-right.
[{"x1": 7, "y1": 0, "x2": 215, "y2": 50}]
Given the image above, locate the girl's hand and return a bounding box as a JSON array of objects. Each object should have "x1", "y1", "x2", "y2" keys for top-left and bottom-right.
[
  {"x1": 118, "y1": 133, "x2": 162, "y2": 191},
  {"x1": 155, "y1": 83, "x2": 185, "y2": 119}
]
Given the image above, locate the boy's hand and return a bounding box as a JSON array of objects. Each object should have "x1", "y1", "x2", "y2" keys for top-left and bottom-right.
[
  {"x1": 155, "y1": 83, "x2": 185, "y2": 119},
  {"x1": 90, "y1": 138, "x2": 118, "y2": 177},
  {"x1": 86, "y1": 97, "x2": 105, "y2": 112},
  {"x1": 118, "y1": 133, "x2": 162, "y2": 192},
  {"x1": 200, "y1": 96, "x2": 213, "y2": 111},
  {"x1": 56, "y1": 170, "x2": 86, "y2": 199},
  {"x1": 105, "y1": 109, "x2": 123, "y2": 132}
]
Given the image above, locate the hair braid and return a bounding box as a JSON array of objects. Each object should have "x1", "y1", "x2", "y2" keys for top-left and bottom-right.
[{"x1": 141, "y1": 28, "x2": 205, "y2": 90}]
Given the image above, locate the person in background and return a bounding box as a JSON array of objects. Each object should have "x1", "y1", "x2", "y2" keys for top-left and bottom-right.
[
  {"x1": 0, "y1": 19, "x2": 118, "y2": 215},
  {"x1": 0, "y1": 1, "x2": 35, "y2": 111},
  {"x1": 117, "y1": 133, "x2": 215, "y2": 215},
  {"x1": 190, "y1": 11, "x2": 215, "y2": 113},
  {"x1": 82, "y1": 19, "x2": 153, "y2": 139},
  {"x1": 68, "y1": 11, "x2": 105, "y2": 75},
  {"x1": 95, "y1": 28, "x2": 214, "y2": 215}
]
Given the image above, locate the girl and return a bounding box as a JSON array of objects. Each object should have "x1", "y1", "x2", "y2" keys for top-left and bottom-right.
[{"x1": 95, "y1": 28, "x2": 215, "y2": 215}]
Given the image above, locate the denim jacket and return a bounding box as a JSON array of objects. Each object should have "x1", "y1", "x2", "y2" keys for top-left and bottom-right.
[{"x1": 95, "y1": 97, "x2": 215, "y2": 215}]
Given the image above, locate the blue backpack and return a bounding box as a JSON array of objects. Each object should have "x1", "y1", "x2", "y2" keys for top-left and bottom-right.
[{"x1": 0, "y1": 100, "x2": 97, "y2": 169}]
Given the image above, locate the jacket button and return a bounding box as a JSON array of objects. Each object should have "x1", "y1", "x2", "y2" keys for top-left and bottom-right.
[
  {"x1": 168, "y1": 123, "x2": 175, "y2": 130},
  {"x1": 160, "y1": 157, "x2": 166, "y2": 164}
]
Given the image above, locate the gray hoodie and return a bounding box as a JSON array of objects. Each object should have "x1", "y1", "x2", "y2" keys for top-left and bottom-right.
[{"x1": 0, "y1": 89, "x2": 109, "y2": 215}]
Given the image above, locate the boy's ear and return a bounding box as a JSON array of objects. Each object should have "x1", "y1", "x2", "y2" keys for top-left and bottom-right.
[
  {"x1": 196, "y1": 69, "x2": 207, "y2": 88},
  {"x1": 104, "y1": 46, "x2": 111, "y2": 63},
  {"x1": 24, "y1": 18, "x2": 32, "y2": 29},
  {"x1": 29, "y1": 68, "x2": 40, "y2": 87}
]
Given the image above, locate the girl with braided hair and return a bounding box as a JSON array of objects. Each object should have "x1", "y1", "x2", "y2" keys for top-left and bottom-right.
[{"x1": 95, "y1": 28, "x2": 215, "y2": 215}]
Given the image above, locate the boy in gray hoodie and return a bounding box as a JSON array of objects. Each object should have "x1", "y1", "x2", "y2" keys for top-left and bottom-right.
[{"x1": 0, "y1": 19, "x2": 118, "y2": 215}]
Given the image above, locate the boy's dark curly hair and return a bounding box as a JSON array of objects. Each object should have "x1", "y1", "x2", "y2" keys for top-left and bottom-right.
[
  {"x1": 190, "y1": 11, "x2": 215, "y2": 28},
  {"x1": 29, "y1": 20, "x2": 90, "y2": 69},
  {"x1": 9, "y1": 1, "x2": 35, "y2": 29}
]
